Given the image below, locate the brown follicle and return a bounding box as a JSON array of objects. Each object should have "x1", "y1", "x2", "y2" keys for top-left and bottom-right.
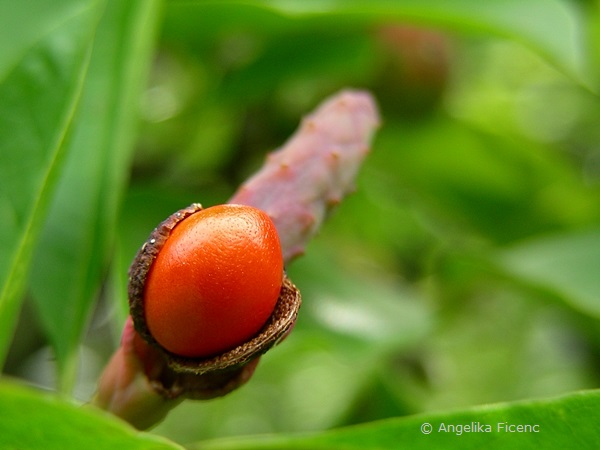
[
  {"x1": 127, "y1": 203, "x2": 301, "y2": 399},
  {"x1": 128, "y1": 203, "x2": 203, "y2": 348}
]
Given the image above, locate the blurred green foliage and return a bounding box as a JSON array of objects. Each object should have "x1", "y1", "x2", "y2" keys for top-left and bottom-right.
[{"x1": 1, "y1": 0, "x2": 600, "y2": 448}]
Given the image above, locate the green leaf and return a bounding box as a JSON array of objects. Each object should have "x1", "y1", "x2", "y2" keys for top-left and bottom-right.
[
  {"x1": 0, "y1": 0, "x2": 102, "y2": 366},
  {"x1": 28, "y1": 0, "x2": 161, "y2": 392},
  {"x1": 164, "y1": 0, "x2": 588, "y2": 85},
  {"x1": 226, "y1": 0, "x2": 587, "y2": 83},
  {"x1": 0, "y1": 380, "x2": 182, "y2": 450},
  {"x1": 497, "y1": 230, "x2": 600, "y2": 318},
  {"x1": 194, "y1": 389, "x2": 600, "y2": 449}
]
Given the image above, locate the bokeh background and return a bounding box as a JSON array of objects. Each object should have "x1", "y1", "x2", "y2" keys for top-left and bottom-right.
[{"x1": 3, "y1": 1, "x2": 600, "y2": 446}]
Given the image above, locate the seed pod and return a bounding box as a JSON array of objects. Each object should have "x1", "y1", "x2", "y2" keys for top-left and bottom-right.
[{"x1": 128, "y1": 203, "x2": 301, "y2": 398}]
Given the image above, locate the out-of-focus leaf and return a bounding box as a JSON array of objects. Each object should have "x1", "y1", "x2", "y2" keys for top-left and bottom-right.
[
  {"x1": 498, "y1": 230, "x2": 600, "y2": 318},
  {"x1": 28, "y1": 0, "x2": 160, "y2": 392},
  {"x1": 193, "y1": 389, "x2": 600, "y2": 449},
  {"x1": 289, "y1": 245, "x2": 431, "y2": 351},
  {"x1": 256, "y1": 0, "x2": 588, "y2": 83},
  {"x1": 372, "y1": 120, "x2": 600, "y2": 244},
  {"x1": 0, "y1": 380, "x2": 182, "y2": 450},
  {"x1": 0, "y1": 0, "x2": 101, "y2": 365},
  {"x1": 217, "y1": 34, "x2": 373, "y2": 104},
  {"x1": 165, "y1": 0, "x2": 588, "y2": 84}
]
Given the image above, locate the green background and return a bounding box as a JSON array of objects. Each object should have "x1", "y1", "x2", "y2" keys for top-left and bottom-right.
[{"x1": 1, "y1": 0, "x2": 600, "y2": 448}]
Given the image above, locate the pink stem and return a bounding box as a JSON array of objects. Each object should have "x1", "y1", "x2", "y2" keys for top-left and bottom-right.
[{"x1": 230, "y1": 89, "x2": 380, "y2": 262}]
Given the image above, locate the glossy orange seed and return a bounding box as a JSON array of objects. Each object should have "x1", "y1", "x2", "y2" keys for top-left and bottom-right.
[{"x1": 144, "y1": 204, "x2": 283, "y2": 358}]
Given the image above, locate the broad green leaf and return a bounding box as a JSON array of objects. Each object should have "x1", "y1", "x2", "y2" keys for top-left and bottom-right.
[
  {"x1": 498, "y1": 230, "x2": 600, "y2": 318},
  {"x1": 255, "y1": 0, "x2": 587, "y2": 83},
  {"x1": 194, "y1": 389, "x2": 600, "y2": 449},
  {"x1": 28, "y1": 0, "x2": 161, "y2": 392},
  {"x1": 0, "y1": 380, "x2": 182, "y2": 450},
  {"x1": 166, "y1": 0, "x2": 588, "y2": 84},
  {"x1": 0, "y1": 0, "x2": 102, "y2": 365}
]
